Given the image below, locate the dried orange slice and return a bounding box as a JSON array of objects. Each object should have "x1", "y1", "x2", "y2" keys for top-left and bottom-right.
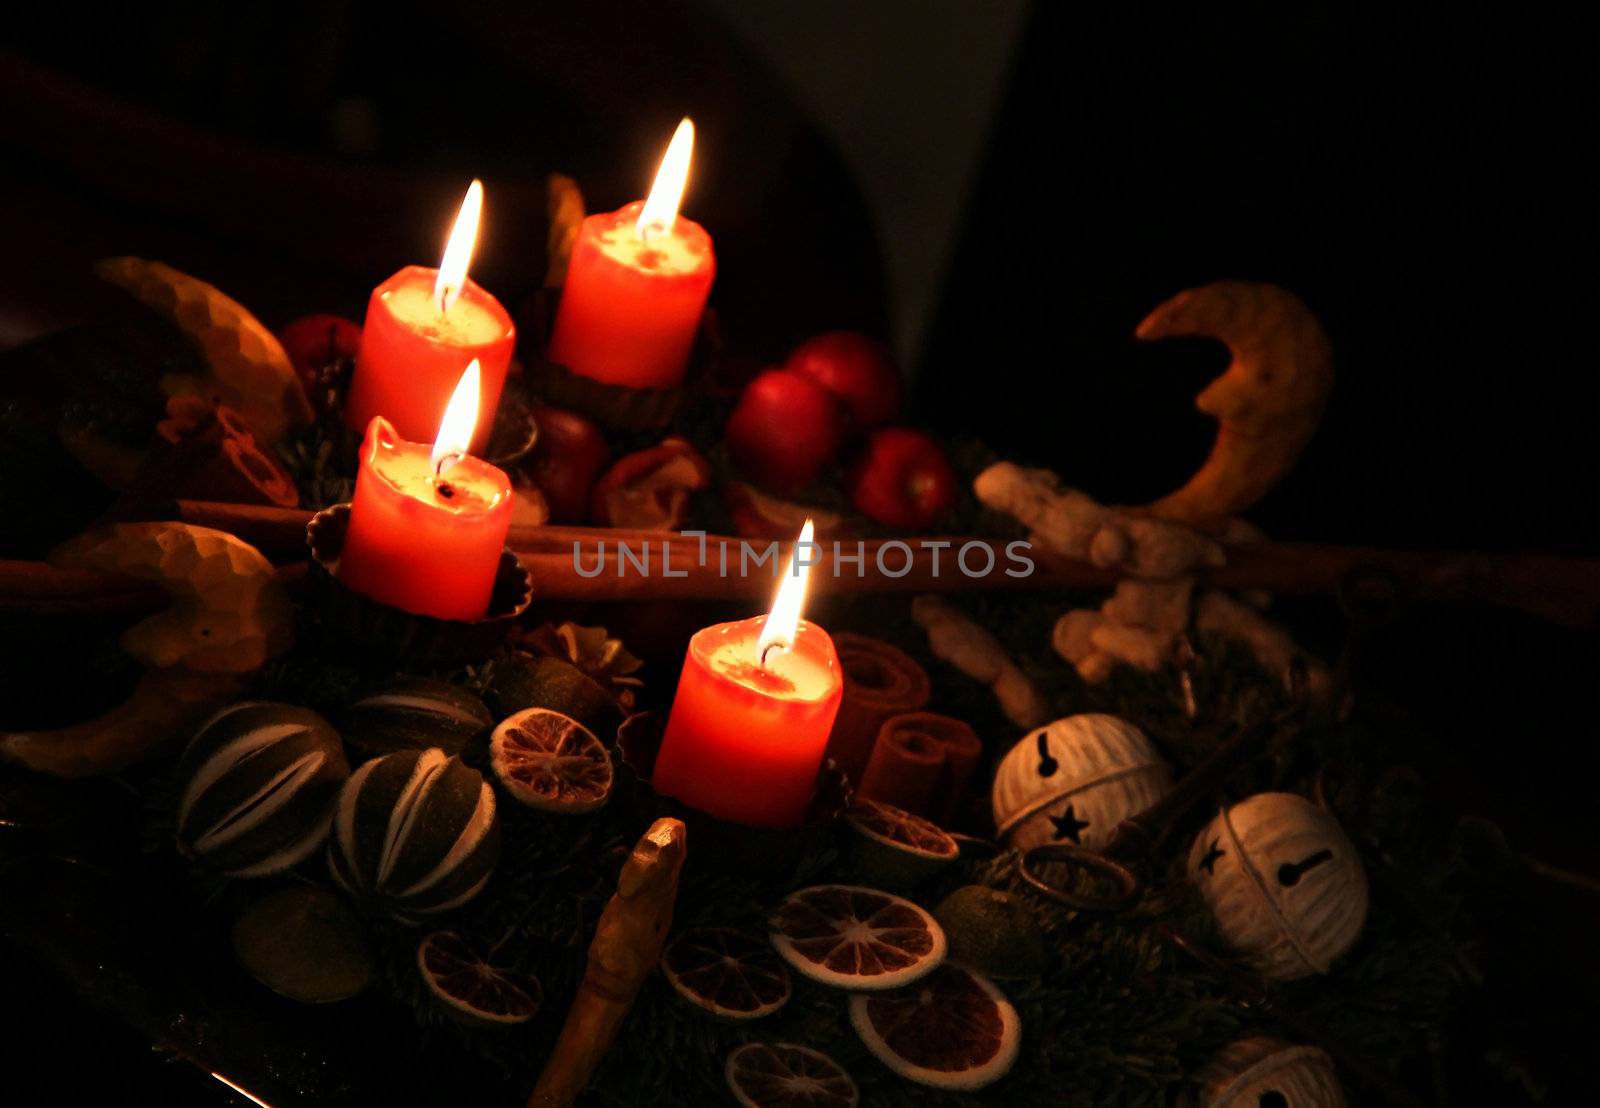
[
  {"x1": 848, "y1": 963, "x2": 1020, "y2": 1090},
  {"x1": 846, "y1": 798, "x2": 959, "y2": 856},
  {"x1": 663, "y1": 928, "x2": 791, "y2": 1019},
  {"x1": 417, "y1": 931, "x2": 541, "y2": 1026},
  {"x1": 845, "y1": 799, "x2": 960, "y2": 888},
  {"x1": 489, "y1": 707, "x2": 614, "y2": 813},
  {"x1": 725, "y1": 1042, "x2": 859, "y2": 1108},
  {"x1": 768, "y1": 885, "x2": 945, "y2": 991}
]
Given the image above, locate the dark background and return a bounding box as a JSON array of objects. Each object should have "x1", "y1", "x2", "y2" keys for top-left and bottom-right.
[{"x1": 3, "y1": 2, "x2": 1596, "y2": 1104}]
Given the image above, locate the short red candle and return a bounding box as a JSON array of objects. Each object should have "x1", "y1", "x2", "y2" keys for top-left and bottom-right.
[
  {"x1": 338, "y1": 414, "x2": 512, "y2": 622},
  {"x1": 652, "y1": 615, "x2": 842, "y2": 828},
  {"x1": 548, "y1": 119, "x2": 715, "y2": 389},
  {"x1": 345, "y1": 182, "x2": 514, "y2": 451},
  {"x1": 345, "y1": 266, "x2": 515, "y2": 451}
]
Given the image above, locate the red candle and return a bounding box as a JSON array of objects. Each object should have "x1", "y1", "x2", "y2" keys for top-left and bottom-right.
[
  {"x1": 652, "y1": 522, "x2": 842, "y2": 828},
  {"x1": 338, "y1": 360, "x2": 513, "y2": 621},
  {"x1": 549, "y1": 118, "x2": 716, "y2": 389},
  {"x1": 345, "y1": 181, "x2": 516, "y2": 451}
]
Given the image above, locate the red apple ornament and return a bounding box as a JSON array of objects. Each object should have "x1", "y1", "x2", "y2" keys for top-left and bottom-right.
[
  {"x1": 725, "y1": 369, "x2": 844, "y2": 493},
  {"x1": 278, "y1": 314, "x2": 362, "y2": 415},
  {"x1": 784, "y1": 331, "x2": 902, "y2": 431},
  {"x1": 847, "y1": 427, "x2": 958, "y2": 529},
  {"x1": 529, "y1": 404, "x2": 610, "y2": 523}
]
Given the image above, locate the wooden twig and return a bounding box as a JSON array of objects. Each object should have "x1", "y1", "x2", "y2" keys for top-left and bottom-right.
[{"x1": 529, "y1": 818, "x2": 686, "y2": 1108}]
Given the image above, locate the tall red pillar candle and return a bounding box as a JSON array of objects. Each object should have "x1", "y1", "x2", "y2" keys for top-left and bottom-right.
[
  {"x1": 345, "y1": 181, "x2": 516, "y2": 451},
  {"x1": 549, "y1": 118, "x2": 715, "y2": 389},
  {"x1": 338, "y1": 362, "x2": 512, "y2": 622},
  {"x1": 652, "y1": 522, "x2": 840, "y2": 828}
]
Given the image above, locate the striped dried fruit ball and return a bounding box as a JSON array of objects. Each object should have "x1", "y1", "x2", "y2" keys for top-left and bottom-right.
[
  {"x1": 176, "y1": 702, "x2": 350, "y2": 877},
  {"x1": 328, "y1": 748, "x2": 500, "y2": 922},
  {"x1": 343, "y1": 677, "x2": 493, "y2": 756}
]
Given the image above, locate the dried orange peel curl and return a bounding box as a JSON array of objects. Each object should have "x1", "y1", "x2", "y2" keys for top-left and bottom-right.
[
  {"x1": 1, "y1": 524, "x2": 293, "y2": 777},
  {"x1": 1138, "y1": 280, "x2": 1333, "y2": 527}
]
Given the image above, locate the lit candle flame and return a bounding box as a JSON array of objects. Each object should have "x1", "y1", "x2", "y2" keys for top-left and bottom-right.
[
  {"x1": 636, "y1": 117, "x2": 695, "y2": 241},
  {"x1": 433, "y1": 179, "x2": 483, "y2": 313},
  {"x1": 756, "y1": 519, "x2": 815, "y2": 666},
  {"x1": 431, "y1": 359, "x2": 480, "y2": 478}
]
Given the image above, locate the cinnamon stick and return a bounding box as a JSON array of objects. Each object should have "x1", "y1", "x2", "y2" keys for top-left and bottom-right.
[{"x1": 0, "y1": 499, "x2": 1590, "y2": 627}]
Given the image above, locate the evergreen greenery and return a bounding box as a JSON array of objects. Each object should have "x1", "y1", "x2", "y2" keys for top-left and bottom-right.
[
  {"x1": 176, "y1": 371, "x2": 1490, "y2": 1104},
  {"x1": 129, "y1": 582, "x2": 1487, "y2": 1106}
]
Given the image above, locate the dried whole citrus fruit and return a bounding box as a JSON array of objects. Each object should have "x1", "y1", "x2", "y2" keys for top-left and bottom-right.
[
  {"x1": 417, "y1": 931, "x2": 541, "y2": 1027},
  {"x1": 343, "y1": 677, "x2": 492, "y2": 756},
  {"x1": 485, "y1": 653, "x2": 623, "y2": 738},
  {"x1": 662, "y1": 927, "x2": 791, "y2": 1020},
  {"x1": 725, "y1": 1042, "x2": 859, "y2": 1108},
  {"x1": 177, "y1": 702, "x2": 349, "y2": 878},
  {"x1": 932, "y1": 885, "x2": 1048, "y2": 980},
  {"x1": 844, "y1": 798, "x2": 959, "y2": 887},
  {"x1": 767, "y1": 884, "x2": 945, "y2": 991},
  {"x1": 232, "y1": 887, "x2": 375, "y2": 1004},
  {"x1": 490, "y1": 707, "x2": 614, "y2": 813},
  {"x1": 327, "y1": 748, "x2": 500, "y2": 922},
  {"x1": 848, "y1": 963, "x2": 1020, "y2": 1091}
]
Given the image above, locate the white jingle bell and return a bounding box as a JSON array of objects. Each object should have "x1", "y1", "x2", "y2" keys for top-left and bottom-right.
[
  {"x1": 1190, "y1": 1038, "x2": 1346, "y2": 1108},
  {"x1": 1188, "y1": 792, "x2": 1368, "y2": 981},
  {"x1": 991, "y1": 714, "x2": 1173, "y2": 851}
]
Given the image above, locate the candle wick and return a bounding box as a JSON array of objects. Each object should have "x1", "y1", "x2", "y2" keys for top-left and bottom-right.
[
  {"x1": 434, "y1": 451, "x2": 464, "y2": 481},
  {"x1": 759, "y1": 641, "x2": 786, "y2": 669}
]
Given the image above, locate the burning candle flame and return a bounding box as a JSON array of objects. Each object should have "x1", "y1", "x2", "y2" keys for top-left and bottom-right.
[
  {"x1": 756, "y1": 519, "x2": 815, "y2": 666},
  {"x1": 433, "y1": 179, "x2": 483, "y2": 313},
  {"x1": 636, "y1": 118, "x2": 695, "y2": 241},
  {"x1": 431, "y1": 359, "x2": 480, "y2": 478}
]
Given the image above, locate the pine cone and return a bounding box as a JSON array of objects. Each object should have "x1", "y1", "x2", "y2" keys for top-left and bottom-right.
[{"x1": 519, "y1": 622, "x2": 644, "y2": 709}]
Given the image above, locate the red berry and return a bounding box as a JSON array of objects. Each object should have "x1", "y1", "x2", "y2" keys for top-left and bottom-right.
[
  {"x1": 846, "y1": 427, "x2": 958, "y2": 529},
  {"x1": 529, "y1": 405, "x2": 610, "y2": 523},
  {"x1": 783, "y1": 331, "x2": 902, "y2": 432},
  {"x1": 278, "y1": 314, "x2": 362, "y2": 415},
  {"x1": 725, "y1": 370, "x2": 845, "y2": 493}
]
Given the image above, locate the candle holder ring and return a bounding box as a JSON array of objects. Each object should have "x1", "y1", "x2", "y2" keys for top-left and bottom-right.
[{"x1": 305, "y1": 503, "x2": 533, "y2": 664}]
